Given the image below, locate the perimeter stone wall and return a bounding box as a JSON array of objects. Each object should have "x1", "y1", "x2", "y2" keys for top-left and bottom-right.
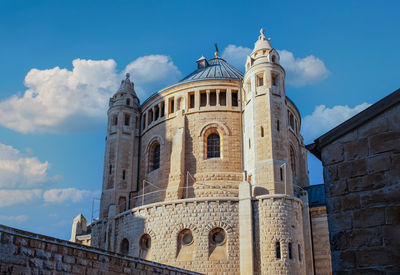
[
  {"x1": 0, "y1": 225, "x2": 201, "y2": 275},
  {"x1": 321, "y1": 103, "x2": 400, "y2": 273}
]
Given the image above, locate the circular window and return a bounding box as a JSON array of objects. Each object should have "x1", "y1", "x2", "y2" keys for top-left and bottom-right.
[
  {"x1": 139, "y1": 234, "x2": 151, "y2": 250},
  {"x1": 180, "y1": 229, "x2": 193, "y2": 246},
  {"x1": 210, "y1": 228, "x2": 226, "y2": 245}
]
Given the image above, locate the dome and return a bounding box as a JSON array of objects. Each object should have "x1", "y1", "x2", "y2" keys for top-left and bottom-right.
[
  {"x1": 179, "y1": 56, "x2": 244, "y2": 84},
  {"x1": 253, "y1": 28, "x2": 272, "y2": 52}
]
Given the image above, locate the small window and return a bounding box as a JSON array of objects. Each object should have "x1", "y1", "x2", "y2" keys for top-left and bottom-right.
[
  {"x1": 288, "y1": 242, "x2": 293, "y2": 259},
  {"x1": 261, "y1": 126, "x2": 264, "y2": 137},
  {"x1": 122, "y1": 169, "x2": 126, "y2": 180},
  {"x1": 277, "y1": 120, "x2": 280, "y2": 132},
  {"x1": 160, "y1": 101, "x2": 165, "y2": 117},
  {"x1": 298, "y1": 244, "x2": 302, "y2": 261},
  {"x1": 120, "y1": 238, "x2": 129, "y2": 255},
  {"x1": 257, "y1": 75, "x2": 264, "y2": 87},
  {"x1": 139, "y1": 234, "x2": 151, "y2": 250},
  {"x1": 200, "y1": 91, "x2": 207, "y2": 107},
  {"x1": 232, "y1": 90, "x2": 238, "y2": 106},
  {"x1": 169, "y1": 98, "x2": 175, "y2": 114},
  {"x1": 289, "y1": 113, "x2": 295, "y2": 130},
  {"x1": 272, "y1": 55, "x2": 276, "y2": 63},
  {"x1": 290, "y1": 146, "x2": 296, "y2": 176},
  {"x1": 276, "y1": 242, "x2": 281, "y2": 259},
  {"x1": 209, "y1": 228, "x2": 226, "y2": 246},
  {"x1": 126, "y1": 98, "x2": 130, "y2": 106},
  {"x1": 207, "y1": 133, "x2": 220, "y2": 159},
  {"x1": 280, "y1": 167, "x2": 283, "y2": 181},
  {"x1": 219, "y1": 90, "x2": 226, "y2": 106},
  {"x1": 154, "y1": 105, "x2": 159, "y2": 120},
  {"x1": 124, "y1": 114, "x2": 130, "y2": 126},
  {"x1": 272, "y1": 73, "x2": 278, "y2": 86},
  {"x1": 189, "y1": 92, "x2": 195, "y2": 109},
  {"x1": 109, "y1": 164, "x2": 112, "y2": 175},
  {"x1": 210, "y1": 90, "x2": 217, "y2": 106},
  {"x1": 135, "y1": 117, "x2": 139, "y2": 129},
  {"x1": 113, "y1": 115, "x2": 118, "y2": 126},
  {"x1": 249, "y1": 138, "x2": 251, "y2": 149},
  {"x1": 142, "y1": 114, "x2": 146, "y2": 130},
  {"x1": 148, "y1": 109, "x2": 153, "y2": 125},
  {"x1": 150, "y1": 144, "x2": 160, "y2": 171},
  {"x1": 179, "y1": 229, "x2": 193, "y2": 246}
]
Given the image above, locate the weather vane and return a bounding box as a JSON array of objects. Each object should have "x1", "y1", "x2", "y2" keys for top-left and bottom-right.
[{"x1": 214, "y1": 43, "x2": 219, "y2": 57}]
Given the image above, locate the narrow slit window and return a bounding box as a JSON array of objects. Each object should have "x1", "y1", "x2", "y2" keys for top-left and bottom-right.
[
  {"x1": 277, "y1": 120, "x2": 280, "y2": 132},
  {"x1": 257, "y1": 75, "x2": 264, "y2": 87},
  {"x1": 280, "y1": 167, "x2": 283, "y2": 181},
  {"x1": 160, "y1": 102, "x2": 165, "y2": 117},
  {"x1": 276, "y1": 242, "x2": 281, "y2": 259},
  {"x1": 272, "y1": 73, "x2": 278, "y2": 86},
  {"x1": 219, "y1": 90, "x2": 226, "y2": 106},
  {"x1": 142, "y1": 114, "x2": 146, "y2": 130},
  {"x1": 232, "y1": 90, "x2": 238, "y2": 106},
  {"x1": 113, "y1": 116, "x2": 118, "y2": 126},
  {"x1": 122, "y1": 169, "x2": 126, "y2": 180},
  {"x1": 189, "y1": 92, "x2": 195, "y2": 109},
  {"x1": 210, "y1": 90, "x2": 217, "y2": 106},
  {"x1": 298, "y1": 244, "x2": 302, "y2": 261},
  {"x1": 126, "y1": 98, "x2": 130, "y2": 106},
  {"x1": 154, "y1": 105, "x2": 159, "y2": 120},
  {"x1": 148, "y1": 109, "x2": 153, "y2": 125},
  {"x1": 169, "y1": 98, "x2": 175, "y2": 114},
  {"x1": 109, "y1": 165, "x2": 112, "y2": 175},
  {"x1": 207, "y1": 133, "x2": 220, "y2": 159},
  {"x1": 124, "y1": 114, "x2": 130, "y2": 126},
  {"x1": 249, "y1": 138, "x2": 251, "y2": 149},
  {"x1": 288, "y1": 242, "x2": 293, "y2": 259},
  {"x1": 261, "y1": 126, "x2": 264, "y2": 137},
  {"x1": 200, "y1": 91, "x2": 207, "y2": 107}
]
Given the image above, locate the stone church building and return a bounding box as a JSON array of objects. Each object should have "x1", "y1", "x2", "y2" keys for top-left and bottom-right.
[{"x1": 71, "y1": 30, "x2": 332, "y2": 274}]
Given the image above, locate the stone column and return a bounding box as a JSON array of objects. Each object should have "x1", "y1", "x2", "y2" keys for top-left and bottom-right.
[
  {"x1": 216, "y1": 89, "x2": 220, "y2": 106},
  {"x1": 239, "y1": 181, "x2": 254, "y2": 274},
  {"x1": 206, "y1": 90, "x2": 210, "y2": 106}
]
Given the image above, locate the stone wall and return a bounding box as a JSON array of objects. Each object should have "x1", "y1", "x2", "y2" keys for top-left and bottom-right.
[
  {"x1": 310, "y1": 206, "x2": 332, "y2": 275},
  {"x1": 321, "y1": 103, "x2": 400, "y2": 273},
  {"x1": 253, "y1": 195, "x2": 306, "y2": 275},
  {"x1": 91, "y1": 198, "x2": 240, "y2": 274},
  {"x1": 0, "y1": 224, "x2": 201, "y2": 275}
]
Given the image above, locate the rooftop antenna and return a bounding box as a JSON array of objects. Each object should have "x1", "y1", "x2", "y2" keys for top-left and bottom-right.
[{"x1": 214, "y1": 43, "x2": 219, "y2": 57}]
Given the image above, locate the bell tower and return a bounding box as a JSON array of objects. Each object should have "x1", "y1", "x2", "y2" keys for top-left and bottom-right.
[
  {"x1": 242, "y1": 29, "x2": 293, "y2": 195},
  {"x1": 99, "y1": 73, "x2": 141, "y2": 218}
]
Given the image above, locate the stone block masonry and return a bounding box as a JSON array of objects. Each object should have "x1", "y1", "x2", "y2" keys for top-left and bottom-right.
[{"x1": 0, "y1": 224, "x2": 202, "y2": 275}]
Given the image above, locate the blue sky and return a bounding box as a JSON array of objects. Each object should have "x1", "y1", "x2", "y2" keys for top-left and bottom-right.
[{"x1": 0, "y1": 0, "x2": 399, "y2": 240}]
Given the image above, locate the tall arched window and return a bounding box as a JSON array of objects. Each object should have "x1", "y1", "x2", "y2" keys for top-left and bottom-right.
[
  {"x1": 149, "y1": 143, "x2": 160, "y2": 171},
  {"x1": 290, "y1": 146, "x2": 296, "y2": 176},
  {"x1": 120, "y1": 238, "x2": 129, "y2": 255},
  {"x1": 207, "y1": 133, "x2": 220, "y2": 159}
]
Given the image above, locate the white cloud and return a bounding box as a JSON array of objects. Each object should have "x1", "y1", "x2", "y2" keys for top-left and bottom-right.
[
  {"x1": 278, "y1": 50, "x2": 329, "y2": 87},
  {"x1": 302, "y1": 103, "x2": 371, "y2": 143},
  {"x1": 222, "y1": 45, "x2": 251, "y2": 69},
  {"x1": 221, "y1": 45, "x2": 329, "y2": 87},
  {"x1": 0, "y1": 189, "x2": 42, "y2": 208},
  {"x1": 0, "y1": 143, "x2": 50, "y2": 189},
  {"x1": 124, "y1": 55, "x2": 182, "y2": 99},
  {"x1": 0, "y1": 214, "x2": 28, "y2": 223},
  {"x1": 0, "y1": 56, "x2": 181, "y2": 134},
  {"x1": 43, "y1": 188, "x2": 99, "y2": 204}
]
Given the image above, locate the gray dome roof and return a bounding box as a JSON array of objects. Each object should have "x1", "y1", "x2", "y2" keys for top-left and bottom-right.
[{"x1": 179, "y1": 56, "x2": 243, "y2": 84}]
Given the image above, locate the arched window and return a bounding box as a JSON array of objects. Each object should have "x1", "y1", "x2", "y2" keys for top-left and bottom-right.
[
  {"x1": 207, "y1": 133, "x2": 220, "y2": 159},
  {"x1": 276, "y1": 241, "x2": 281, "y2": 259},
  {"x1": 126, "y1": 98, "x2": 130, "y2": 106},
  {"x1": 178, "y1": 229, "x2": 193, "y2": 246},
  {"x1": 120, "y1": 238, "x2": 129, "y2": 255},
  {"x1": 209, "y1": 228, "x2": 226, "y2": 246},
  {"x1": 149, "y1": 143, "x2": 160, "y2": 171},
  {"x1": 290, "y1": 146, "x2": 296, "y2": 176},
  {"x1": 272, "y1": 55, "x2": 276, "y2": 63},
  {"x1": 139, "y1": 234, "x2": 151, "y2": 260}
]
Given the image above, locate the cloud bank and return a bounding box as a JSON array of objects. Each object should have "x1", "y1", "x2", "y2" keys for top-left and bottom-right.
[
  {"x1": 302, "y1": 103, "x2": 371, "y2": 143},
  {"x1": 0, "y1": 215, "x2": 28, "y2": 223},
  {"x1": 43, "y1": 188, "x2": 100, "y2": 204},
  {"x1": 221, "y1": 44, "x2": 329, "y2": 87},
  {"x1": 0, "y1": 143, "x2": 50, "y2": 189},
  {"x1": 0, "y1": 56, "x2": 181, "y2": 134}
]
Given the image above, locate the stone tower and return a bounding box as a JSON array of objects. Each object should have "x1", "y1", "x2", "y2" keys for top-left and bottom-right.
[
  {"x1": 99, "y1": 73, "x2": 140, "y2": 219},
  {"x1": 243, "y1": 29, "x2": 300, "y2": 196}
]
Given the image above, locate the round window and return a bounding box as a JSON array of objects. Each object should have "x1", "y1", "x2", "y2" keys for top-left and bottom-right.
[
  {"x1": 210, "y1": 228, "x2": 226, "y2": 245},
  {"x1": 140, "y1": 234, "x2": 151, "y2": 249},
  {"x1": 181, "y1": 230, "x2": 193, "y2": 246}
]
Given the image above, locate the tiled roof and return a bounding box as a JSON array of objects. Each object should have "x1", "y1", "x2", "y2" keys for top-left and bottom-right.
[
  {"x1": 179, "y1": 56, "x2": 244, "y2": 84},
  {"x1": 304, "y1": 184, "x2": 326, "y2": 207}
]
